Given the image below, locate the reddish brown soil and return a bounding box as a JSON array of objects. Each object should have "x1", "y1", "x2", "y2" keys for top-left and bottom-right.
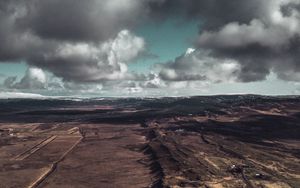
[{"x1": 0, "y1": 96, "x2": 299, "y2": 187}]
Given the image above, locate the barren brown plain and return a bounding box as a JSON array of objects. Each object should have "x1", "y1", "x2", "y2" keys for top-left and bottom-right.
[{"x1": 0, "y1": 96, "x2": 299, "y2": 187}]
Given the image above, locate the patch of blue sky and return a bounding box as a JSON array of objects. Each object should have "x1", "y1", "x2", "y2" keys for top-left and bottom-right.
[
  {"x1": 130, "y1": 18, "x2": 199, "y2": 73},
  {"x1": 0, "y1": 62, "x2": 28, "y2": 80}
]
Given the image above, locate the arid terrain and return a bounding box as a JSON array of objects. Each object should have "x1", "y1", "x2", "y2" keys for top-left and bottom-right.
[{"x1": 0, "y1": 95, "x2": 299, "y2": 188}]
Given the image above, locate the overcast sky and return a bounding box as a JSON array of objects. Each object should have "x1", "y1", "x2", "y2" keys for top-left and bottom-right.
[{"x1": 0, "y1": 0, "x2": 300, "y2": 97}]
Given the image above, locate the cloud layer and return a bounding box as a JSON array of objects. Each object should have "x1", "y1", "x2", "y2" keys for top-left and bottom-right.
[
  {"x1": 0, "y1": 0, "x2": 146, "y2": 83},
  {"x1": 158, "y1": 49, "x2": 241, "y2": 83},
  {"x1": 0, "y1": 0, "x2": 300, "y2": 95},
  {"x1": 150, "y1": 0, "x2": 300, "y2": 83},
  {"x1": 4, "y1": 67, "x2": 47, "y2": 89},
  {"x1": 33, "y1": 29, "x2": 145, "y2": 82},
  {"x1": 195, "y1": 0, "x2": 300, "y2": 82}
]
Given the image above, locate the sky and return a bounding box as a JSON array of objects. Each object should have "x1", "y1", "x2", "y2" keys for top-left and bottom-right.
[{"x1": 0, "y1": 0, "x2": 300, "y2": 97}]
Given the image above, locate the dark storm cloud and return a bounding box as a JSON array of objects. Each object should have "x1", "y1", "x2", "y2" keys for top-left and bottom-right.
[
  {"x1": 20, "y1": 0, "x2": 144, "y2": 42},
  {"x1": 281, "y1": 2, "x2": 300, "y2": 17},
  {"x1": 195, "y1": 0, "x2": 300, "y2": 82},
  {"x1": 0, "y1": 0, "x2": 146, "y2": 83},
  {"x1": 0, "y1": 0, "x2": 300, "y2": 86},
  {"x1": 158, "y1": 53, "x2": 207, "y2": 82},
  {"x1": 153, "y1": 0, "x2": 300, "y2": 82},
  {"x1": 158, "y1": 49, "x2": 241, "y2": 83},
  {"x1": 147, "y1": 0, "x2": 266, "y2": 30}
]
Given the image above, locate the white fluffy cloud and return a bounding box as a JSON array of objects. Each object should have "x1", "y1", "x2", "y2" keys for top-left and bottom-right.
[
  {"x1": 4, "y1": 67, "x2": 47, "y2": 89},
  {"x1": 45, "y1": 29, "x2": 145, "y2": 82},
  {"x1": 196, "y1": 0, "x2": 300, "y2": 82},
  {"x1": 0, "y1": 0, "x2": 147, "y2": 83},
  {"x1": 159, "y1": 49, "x2": 241, "y2": 84},
  {"x1": 143, "y1": 73, "x2": 167, "y2": 88},
  {"x1": 198, "y1": 6, "x2": 300, "y2": 49}
]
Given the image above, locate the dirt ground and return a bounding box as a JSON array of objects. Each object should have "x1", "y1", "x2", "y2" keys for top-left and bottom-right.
[
  {"x1": 0, "y1": 96, "x2": 299, "y2": 187},
  {"x1": 0, "y1": 123, "x2": 155, "y2": 188}
]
